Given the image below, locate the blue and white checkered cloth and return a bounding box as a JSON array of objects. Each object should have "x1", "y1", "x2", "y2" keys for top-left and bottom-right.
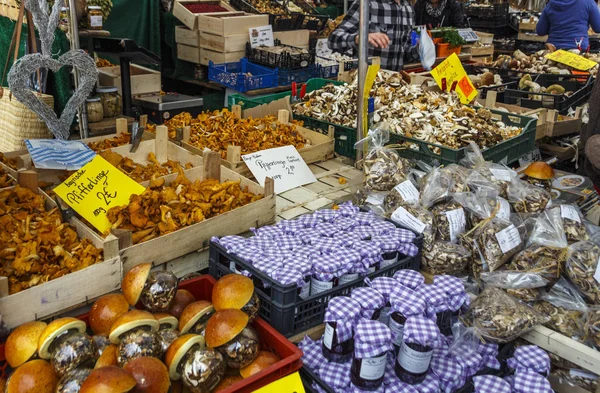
[
  {"x1": 351, "y1": 287, "x2": 386, "y2": 319},
  {"x1": 298, "y1": 337, "x2": 327, "y2": 372},
  {"x1": 25, "y1": 139, "x2": 95, "y2": 170},
  {"x1": 430, "y1": 353, "x2": 466, "y2": 393},
  {"x1": 251, "y1": 225, "x2": 284, "y2": 239},
  {"x1": 319, "y1": 359, "x2": 351, "y2": 389},
  {"x1": 393, "y1": 270, "x2": 425, "y2": 290},
  {"x1": 403, "y1": 315, "x2": 441, "y2": 347},
  {"x1": 324, "y1": 296, "x2": 362, "y2": 343}
]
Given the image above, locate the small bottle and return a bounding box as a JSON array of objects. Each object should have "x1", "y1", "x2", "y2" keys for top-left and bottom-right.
[
  {"x1": 87, "y1": 6, "x2": 103, "y2": 30},
  {"x1": 322, "y1": 296, "x2": 361, "y2": 363},
  {"x1": 351, "y1": 319, "x2": 392, "y2": 391},
  {"x1": 351, "y1": 287, "x2": 385, "y2": 321},
  {"x1": 336, "y1": 249, "x2": 363, "y2": 286},
  {"x1": 86, "y1": 97, "x2": 104, "y2": 123},
  {"x1": 395, "y1": 316, "x2": 440, "y2": 385}
]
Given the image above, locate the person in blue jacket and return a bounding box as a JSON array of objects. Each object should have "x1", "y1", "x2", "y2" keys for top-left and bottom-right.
[{"x1": 536, "y1": 0, "x2": 600, "y2": 50}]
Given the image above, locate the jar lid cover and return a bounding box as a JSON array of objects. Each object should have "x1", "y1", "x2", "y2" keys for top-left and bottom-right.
[
  {"x1": 88, "y1": 6, "x2": 102, "y2": 9},
  {"x1": 96, "y1": 86, "x2": 118, "y2": 93},
  {"x1": 86, "y1": 96, "x2": 101, "y2": 102}
]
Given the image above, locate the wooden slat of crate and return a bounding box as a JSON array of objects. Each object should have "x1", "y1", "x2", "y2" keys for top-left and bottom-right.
[
  {"x1": 464, "y1": 44, "x2": 494, "y2": 56},
  {"x1": 178, "y1": 44, "x2": 202, "y2": 63},
  {"x1": 98, "y1": 65, "x2": 161, "y2": 96},
  {"x1": 173, "y1": 0, "x2": 236, "y2": 30},
  {"x1": 200, "y1": 33, "x2": 248, "y2": 53},
  {"x1": 273, "y1": 30, "x2": 310, "y2": 48},
  {"x1": 175, "y1": 26, "x2": 201, "y2": 47},
  {"x1": 199, "y1": 48, "x2": 245, "y2": 65},
  {"x1": 519, "y1": 21, "x2": 538, "y2": 30},
  {"x1": 197, "y1": 13, "x2": 269, "y2": 35},
  {"x1": 518, "y1": 32, "x2": 547, "y2": 42},
  {"x1": 544, "y1": 108, "x2": 582, "y2": 138}
]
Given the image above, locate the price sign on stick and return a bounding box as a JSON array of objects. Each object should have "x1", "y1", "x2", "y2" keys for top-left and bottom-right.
[
  {"x1": 54, "y1": 155, "x2": 146, "y2": 233},
  {"x1": 545, "y1": 50, "x2": 597, "y2": 71},
  {"x1": 242, "y1": 145, "x2": 317, "y2": 194},
  {"x1": 430, "y1": 53, "x2": 478, "y2": 104}
]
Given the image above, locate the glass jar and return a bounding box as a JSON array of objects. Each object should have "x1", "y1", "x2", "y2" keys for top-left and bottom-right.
[
  {"x1": 87, "y1": 6, "x2": 103, "y2": 30},
  {"x1": 322, "y1": 296, "x2": 361, "y2": 363},
  {"x1": 216, "y1": 326, "x2": 259, "y2": 369},
  {"x1": 86, "y1": 97, "x2": 103, "y2": 123},
  {"x1": 97, "y1": 86, "x2": 122, "y2": 117},
  {"x1": 59, "y1": 7, "x2": 69, "y2": 33},
  {"x1": 372, "y1": 236, "x2": 400, "y2": 270},
  {"x1": 351, "y1": 352, "x2": 388, "y2": 390},
  {"x1": 140, "y1": 270, "x2": 178, "y2": 313},
  {"x1": 310, "y1": 258, "x2": 342, "y2": 296},
  {"x1": 389, "y1": 311, "x2": 406, "y2": 355},
  {"x1": 181, "y1": 348, "x2": 226, "y2": 393},
  {"x1": 117, "y1": 330, "x2": 162, "y2": 366},
  {"x1": 350, "y1": 320, "x2": 391, "y2": 391},
  {"x1": 395, "y1": 341, "x2": 433, "y2": 385},
  {"x1": 322, "y1": 321, "x2": 354, "y2": 363},
  {"x1": 351, "y1": 287, "x2": 386, "y2": 321},
  {"x1": 50, "y1": 332, "x2": 98, "y2": 376}
]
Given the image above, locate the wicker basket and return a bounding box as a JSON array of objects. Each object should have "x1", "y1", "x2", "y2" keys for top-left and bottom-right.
[{"x1": 0, "y1": 89, "x2": 53, "y2": 152}]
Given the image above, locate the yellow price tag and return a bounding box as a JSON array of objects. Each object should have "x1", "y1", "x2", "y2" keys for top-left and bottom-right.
[
  {"x1": 253, "y1": 372, "x2": 306, "y2": 393},
  {"x1": 363, "y1": 62, "x2": 381, "y2": 138},
  {"x1": 544, "y1": 50, "x2": 597, "y2": 71},
  {"x1": 54, "y1": 155, "x2": 146, "y2": 233},
  {"x1": 430, "y1": 53, "x2": 478, "y2": 104}
]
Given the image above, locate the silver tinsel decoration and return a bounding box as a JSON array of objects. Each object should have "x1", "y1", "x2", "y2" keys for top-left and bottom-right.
[{"x1": 7, "y1": 0, "x2": 99, "y2": 140}]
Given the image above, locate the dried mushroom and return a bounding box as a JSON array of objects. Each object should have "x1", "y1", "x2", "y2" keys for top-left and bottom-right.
[
  {"x1": 551, "y1": 368, "x2": 598, "y2": 392},
  {"x1": 505, "y1": 287, "x2": 542, "y2": 302},
  {"x1": 0, "y1": 167, "x2": 15, "y2": 188},
  {"x1": 99, "y1": 150, "x2": 193, "y2": 183},
  {"x1": 422, "y1": 241, "x2": 471, "y2": 276},
  {"x1": 107, "y1": 171, "x2": 262, "y2": 242},
  {"x1": 508, "y1": 179, "x2": 551, "y2": 214},
  {"x1": 432, "y1": 201, "x2": 467, "y2": 242},
  {"x1": 466, "y1": 287, "x2": 547, "y2": 342},
  {"x1": 87, "y1": 132, "x2": 133, "y2": 152},
  {"x1": 549, "y1": 205, "x2": 589, "y2": 243},
  {"x1": 506, "y1": 245, "x2": 565, "y2": 287},
  {"x1": 363, "y1": 148, "x2": 412, "y2": 192},
  {"x1": 533, "y1": 301, "x2": 585, "y2": 338},
  {"x1": 440, "y1": 164, "x2": 470, "y2": 193},
  {"x1": 0, "y1": 152, "x2": 18, "y2": 170},
  {"x1": 566, "y1": 241, "x2": 600, "y2": 304},
  {"x1": 586, "y1": 307, "x2": 600, "y2": 349}
]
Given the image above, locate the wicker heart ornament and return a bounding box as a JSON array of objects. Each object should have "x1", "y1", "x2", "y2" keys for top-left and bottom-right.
[{"x1": 8, "y1": 51, "x2": 98, "y2": 140}]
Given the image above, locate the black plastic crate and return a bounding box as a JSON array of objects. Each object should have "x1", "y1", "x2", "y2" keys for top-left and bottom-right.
[
  {"x1": 300, "y1": 367, "x2": 334, "y2": 393},
  {"x1": 229, "y1": 0, "x2": 303, "y2": 31},
  {"x1": 246, "y1": 40, "x2": 316, "y2": 69},
  {"x1": 467, "y1": 15, "x2": 509, "y2": 29},
  {"x1": 515, "y1": 39, "x2": 546, "y2": 54},
  {"x1": 503, "y1": 73, "x2": 593, "y2": 114},
  {"x1": 298, "y1": 13, "x2": 329, "y2": 32},
  {"x1": 465, "y1": 2, "x2": 509, "y2": 19}
]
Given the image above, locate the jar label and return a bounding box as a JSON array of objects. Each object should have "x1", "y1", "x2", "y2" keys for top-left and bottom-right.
[
  {"x1": 323, "y1": 323, "x2": 334, "y2": 350},
  {"x1": 445, "y1": 208, "x2": 466, "y2": 243},
  {"x1": 389, "y1": 318, "x2": 404, "y2": 345},
  {"x1": 391, "y1": 206, "x2": 426, "y2": 234},
  {"x1": 381, "y1": 253, "x2": 398, "y2": 269},
  {"x1": 359, "y1": 354, "x2": 387, "y2": 380},
  {"x1": 393, "y1": 180, "x2": 420, "y2": 204},
  {"x1": 311, "y1": 277, "x2": 333, "y2": 295},
  {"x1": 299, "y1": 282, "x2": 311, "y2": 300},
  {"x1": 495, "y1": 224, "x2": 521, "y2": 254},
  {"x1": 378, "y1": 306, "x2": 391, "y2": 326},
  {"x1": 339, "y1": 273, "x2": 359, "y2": 285},
  {"x1": 89, "y1": 15, "x2": 103, "y2": 27},
  {"x1": 397, "y1": 342, "x2": 433, "y2": 374}
]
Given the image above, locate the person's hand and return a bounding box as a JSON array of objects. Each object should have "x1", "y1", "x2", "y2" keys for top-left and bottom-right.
[{"x1": 355, "y1": 33, "x2": 391, "y2": 48}]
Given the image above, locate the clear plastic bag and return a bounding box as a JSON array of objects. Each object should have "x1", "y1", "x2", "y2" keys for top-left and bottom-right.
[
  {"x1": 418, "y1": 26, "x2": 436, "y2": 71},
  {"x1": 550, "y1": 368, "x2": 599, "y2": 392},
  {"x1": 566, "y1": 240, "x2": 600, "y2": 304},
  {"x1": 466, "y1": 287, "x2": 548, "y2": 343},
  {"x1": 383, "y1": 179, "x2": 421, "y2": 212},
  {"x1": 585, "y1": 306, "x2": 600, "y2": 349},
  {"x1": 432, "y1": 201, "x2": 468, "y2": 243},
  {"x1": 390, "y1": 202, "x2": 434, "y2": 250},
  {"x1": 548, "y1": 204, "x2": 590, "y2": 243},
  {"x1": 355, "y1": 127, "x2": 413, "y2": 191},
  {"x1": 507, "y1": 178, "x2": 551, "y2": 214},
  {"x1": 528, "y1": 209, "x2": 568, "y2": 249},
  {"x1": 453, "y1": 190, "x2": 510, "y2": 227},
  {"x1": 420, "y1": 166, "x2": 454, "y2": 208},
  {"x1": 422, "y1": 241, "x2": 471, "y2": 276},
  {"x1": 460, "y1": 143, "x2": 516, "y2": 198},
  {"x1": 440, "y1": 164, "x2": 471, "y2": 194},
  {"x1": 480, "y1": 271, "x2": 548, "y2": 302}
]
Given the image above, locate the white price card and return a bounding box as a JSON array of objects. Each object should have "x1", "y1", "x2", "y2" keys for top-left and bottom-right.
[
  {"x1": 394, "y1": 180, "x2": 420, "y2": 204},
  {"x1": 242, "y1": 145, "x2": 317, "y2": 194},
  {"x1": 391, "y1": 206, "x2": 426, "y2": 234},
  {"x1": 365, "y1": 193, "x2": 386, "y2": 206},
  {"x1": 249, "y1": 25, "x2": 274, "y2": 48},
  {"x1": 315, "y1": 38, "x2": 333, "y2": 58},
  {"x1": 519, "y1": 148, "x2": 542, "y2": 167},
  {"x1": 497, "y1": 197, "x2": 511, "y2": 221},
  {"x1": 490, "y1": 167, "x2": 515, "y2": 182},
  {"x1": 446, "y1": 208, "x2": 466, "y2": 243},
  {"x1": 595, "y1": 256, "x2": 600, "y2": 284},
  {"x1": 495, "y1": 224, "x2": 521, "y2": 254},
  {"x1": 560, "y1": 204, "x2": 581, "y2": 223}
]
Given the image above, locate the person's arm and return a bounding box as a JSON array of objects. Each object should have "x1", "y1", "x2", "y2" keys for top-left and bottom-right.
[
  {"x1": 589, "y1": 0, "x2": 600, "y2": 32},
  {"x1": 328, "y1": 0, "x2": 361, "y2": 53},
  {"x1": 536, "y1": 9, "x2": 550, "y2": 35},
  {"x1": 449, "y1": 0, "x2": 465, "y2": 27}
]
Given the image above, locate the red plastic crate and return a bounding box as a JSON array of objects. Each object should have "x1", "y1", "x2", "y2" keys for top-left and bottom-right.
[{"x1": 0, "y1": 275, "x2": 303, "y2": 392}]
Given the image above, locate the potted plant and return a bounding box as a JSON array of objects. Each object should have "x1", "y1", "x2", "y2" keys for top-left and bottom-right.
[{"x1": 437, "y1": 28, "x2": 466, "y2": 57}]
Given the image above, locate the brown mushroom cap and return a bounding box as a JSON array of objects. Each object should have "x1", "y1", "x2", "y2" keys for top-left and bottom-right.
[
  {"x1": 124, "y1": 356, "x2": 170, "y2": 393},
  {"x1": 178, "y1": 301, "x2": 214, "y2": 333},
  {"x1": 122, "y1": 263, "x2": 152, "y2": 306},
  {"x1": 212, "y1": 274, "x2": 254, "y2": 311},
  {"x1": 5, "y1": 321, "x2": 47, "y2": 368},
  {"x1": 108, "y1": 310, "x2": 158, "y2": 344},
  {"x1": 80, "y1": 366, "x2": 137, "y2": 393},
  {"x1": 168, "y1": 290, "x2": 196, "y2": 319},
  {"x1": 240, "y1": 351, "x2": 280, "y2": 378},
  {"x1": 90, "y1": 294, "x2": 130, "y2": 336},
  {"x1": 480, "y1": 72, "x2": 495, "y2": 87},
  {"x1": 6, "y1": 359, "x2": 58, "y2": 393},
  {"x1": 524, "y1": 161, "x2": 555, "y2": 180},
  {"x1": 205, "y1": 309, "x2": 249, "y2": 348},
  {"x1": 95, "y1": 345, "x2": 119, "y2": 368},
  {"x1": 154, "y1": 313, "x2": 179, "y2": 330},
  {"x1": 213, "y1": 375, "x2": 244, "y2": 392},
  {"x1": 164, "y1": 334, "x2": 205, "y2": 381},
  {"x1": 38, "y1": 318, "x2": 86, "y2": 359}
]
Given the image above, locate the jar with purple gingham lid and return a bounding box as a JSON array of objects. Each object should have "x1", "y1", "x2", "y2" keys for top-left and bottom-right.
[
  {"x1": 371, "y1": 235, "x2": 401, "y2": 269},
  {"x1": 311, "y1": 256, "x2": 346, "y2": 296},
  {"x1": 353, "y1": 225, "x2": 380, "y2": 241},
  {"x1": 366, "y1": 277, "x2": 399, "y2": 326},
  {"x1": 351, "y1": 287, "x2": 385, "y2": 320},
  {"x1": 292, "y1": 244, "x2": 317, "y2": 259},
  {"x1": 335, "y1": 248, "x2": 364, "y2": 285},
  {"x1": 315, "y1": 222, "x2": 341, "y2": 237},
  {"x1": 432, "y1": 275, "x2": 470, "y2": 336},
  {"x1": 389, "y1": 291, "x2": 427, "y2": 355},
  {"x1": 386, "y1": 373, "x2": 440, "y2": 393},
  {"x1": 350, "y1": 319, "x2": 393, "y2": 390},
  {"x1": 473, "y1": 375, "x2": 511, "y2": 393},
  {"x1": 395, "y1": 315, "x2": 441, "y2": 385},
  {"x1": 336, "y1": 201, "x2": 360, "y2": 217},
  {"x1": 229, "y1": 246, "x2": 264, "y2": 274},
  {"x1": 251, "y1": 225, "x2": 284, "y2": 239},
  {"x1": 296, "y1": 213, "x2": 321, "y2": 228},
  {"x1": 414, "y1": 284, "x2": 449, "y2": 320},
  {"x1": 388, "y1": 227, "x2": 418, "y2": 244},
  {"x1": 512, "y1": 370, "x2": 553, "y2": 393},
  {"x1": 277, "y1": 218, "x2": 306, "y2": 235},
  {"x1": 263, "y1": 247, "x2": 293, "y2": 261},
  {"x1": 430, "y1": 353, "x2": 466, "y2": 393},
  {"x1": 322, "y1": 296, "x2": 362, "y2": 363},
  {"x1": 352, "y1": 241, "x2": 383, "y2": 273},
  {"x1": 284, "y1": 254, "x2": 313, "y2": 276},
  {"x1": 334, "y1": 216, "x2": 359, "y2": 232},
  {"x1": 211, "y1": 235, "x2": 245, "y2": 253},
  {"x1": 315, "y1": 208, "x2": 340, "y2": 222},
  {"x1": 369, "y1": 219, "x2": 398, "y2": 235},
  {"x1": 335, "y1": 231, "x2": 363, "y2": 248},
  {"x1": 273, "y1": 234, "x2": 303, "y2": 250},
  {"x1": 393, "y1": 270, "x2": 425, "y2": 290},
  {"x1": 507, "y1": 345, "x2": 550, "y2": 376},
  {"x1": 296, "y1": 227, "x2": 322, "y2": 245},
  {"x1": 245, "y1": 236, "x2": 276, "y2": 250},
  {"x1": 354, "y1": 211, "x2": 378, "y2": 225},
  {"x1": 312, "y1": 237, "x2": 343, "y2": 254},
  {"x1": 270, "y1": 267, "x2": 310, "y2": 300}
]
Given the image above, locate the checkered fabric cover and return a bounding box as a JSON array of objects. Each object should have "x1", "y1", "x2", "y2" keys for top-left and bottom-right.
[
  {"x1": 334, "y1": 217, "x2": 360, "y2": 231},
  {"x1": 313, "y1": 237, "x2": 344, "y2": 253},
  {"x1": 433, "y1": 275, "x2": 470, "y2": 312},
  {"x1": 512, "y1": 370, "x2": 553, "y2": 393},
  {"x1": 473, "y1": 375, "x2": 511, "y2": 393},
  {"x1": 324, "y1": 296, "x2": 362, "y2": 343},
  {"x1": 277, "y1": 218, "x2": 306, "y2": 235},
  {"x1": 354, "y1": 319, "x2": 393, "y2": 358},
  {"x1": 253, "y1": 256, "x2": 284, "y2": 275},
  {"x1": 319, "y1": 359, "x2": 352, "y2": 389},
  {"x1": 393, "y1": 270, "x2": 425, "y2": 290},
  {"x1": 251, "y1": 225, "x2": 284, "y2": 238},
  {"x1": 212, "y1": 235, "x2": 246, "y2": 252},
  {"x1": 273, "y1": 234, "x2": 304, "y2": 250},
  {"x1": 296, "y1": 213, "x2": 321, "y2": 228},
  {"x1": 390, "y1": 289, "x2": 427, "y2": 318},
  {"x1": 299, "y1": 337, "x2": 327, "y2": 372},
  {"x1": 370, "y1": 219, "x2": 398, "y2": 235},
  {"x1": 315, "y1": 222, "x2": 341, "y2": 237},
  {"x1": 334, "y1": 231, "x2": 363, "y2": 247},
  {"x1": 353, "y1": 241, "x2": 383, "y2": 258},
  {"x1": 315, "y1": 209, "x2": 340, "y2": 222},
  {"x1": 415, "y1": 284, "x2": 449, "y2": 316},
  {"x1": 351, "y1": 287, "x2": 386, "y2": 319},
  {"x1": 478, "y1": 343, "x2": 501, "y2": 370},
  {"x1": 284, "y1": 255, "x2": 313, "y2": 275},
  {"x1": 245, "y1": 236, "x2": 276, "y2": 250},
  {"x1": 368, "y1": 277, "x2": 400, "y2": 302},
  {"x1": 385, "y1": 373, "x2": 440, "y2": 393},
  {"x1": 403, "y1": 315, "x2": 441, "y2": 347},
  {"x1": 507, "y1": 345, "x2": 550, "y2": 375},
  {"x1": 430, "y1": 353, "x2": 466, "y2": 393},
  {"x1": 388, "y1": 227, "x2": 417, "y2": 243},
  {"x1": 336, "y1": 201, "x2": 360, "y2": 217},
  {"x1": 354, "y1": 211, "x2": 378, "y2": 225},
  {"x1": 351, "y1": 383, "x2": 385, "y2": 393},
  {"x1": 233, "y1": 246, "x2": 264, "y2": 263},
  {"x1": 270, "y1": 268, "x2": 308, "y2": 287},
  {"x1": 371, "y1": 235, "x2": 401, "y2": 253},
  {"x1": 262, "y1": 247, "x2": 293, "y2": 260}
]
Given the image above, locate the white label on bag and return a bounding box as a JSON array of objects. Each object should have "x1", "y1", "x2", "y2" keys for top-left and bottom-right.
[
  {"x1": 495, "y1": 224, "x2": 521, "y2": 254},
  {"x1": 89, "y1": 15, "x2": 103, "y2": 27},
  {"x1": 311, "y1": 277, "x2": 333, "y2": 295},
  {"x1": 389, "y1": 317, "x2": 405, "y2": 345},
  {"x1": 490, "y1": 168, "x2": 514, "y2": 182},
  {"x1": 366, "y1": 193, "x2": 385, "y2": 206},
  {"x1": 378, "y1": 306, "x2": 391, "y2": 326},
  {"x1": 561, "y1": 205, "x2": 581, "y2": 223},
  {"x1": 359, "y1": 354, "x2": 387, "y2": 380},
  {"x1": 497, "y1": 197, "x2": 511, "y2": 221},
  {"x1": 391, "y1": 207, "x2": 426, "y2": 234},
  {"x1": 397, "y1": 342, "x2": 433, "y2": 374},
  {"x1": 339, "y1": 273, "x2": 359, "y2": 285},
  {"x1": 446, "y1": 208, "x2": 466, "y2": 243},
  {"x1": 323, "y1": 323, "x2": 334, "y2": 349},
  {"x1": 594, "y1": 256, "x2": 600, "y2": 284},
  {"x1": 394, "y1": 180, "x2": 420, "y2": 204}
]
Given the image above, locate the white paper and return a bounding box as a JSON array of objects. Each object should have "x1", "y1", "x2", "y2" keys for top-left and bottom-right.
[
  {"x1": 365, "y1": 193, "x2": 386, "y2": 206},
  {"x1": 495, "y1": 224, "x2": 522, "y2": 254},
  {"x1": 594, "y1": 256, "x2": 600, "y2": 284},
  {"x1": 249, "y1": 25, "x2": 274, "y2": 48},
  {"x1": 359, "y1": 354, "x2": 387, "y2": 380},
  {"x1": 242, "y1": 146, "x2": 317, "y2": 194},
  {"x1": 519, "y1": 148, "x2": 542, "y2": 167},
  {"x1": 446, "y1": 208, "x2": 466, "y2": 242},
  {"x1": 391, "y1": 207, "x2": 426, "y2": 234},
  {"x1": 560, "y1": 205, "x2": 581, "y2": 223},
  {"x1": 394, "y1": 180, "x2": 420, "y2": 204},
  {"x1": 315, "y1": 38, "x2": 333, "y2": 57},
  {"x1": 490, "y1": 167, "x2": 514, "y2": 182},
  {"x1": 323, "y1": 323, "x2": 334, "y2": 349},
  {"x1": 311, "y1": 277, "x2": 333, "y2": 296},
  {"x1": 389, "y1": 318, "x2": 404, "y2": 345},
  {"x1": 497, "y1": 197, "x2": 511, "y2": 221}
]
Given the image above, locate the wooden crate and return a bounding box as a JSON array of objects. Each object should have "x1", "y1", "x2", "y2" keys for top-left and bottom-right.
[
  {"x1": 181, "y1": 105, "x2": 335, "y2": 178},
  {"x1": 200, "y1": 33, "x2": 248, "y2": 52},
  {"x1": 274, "y1": 30, "x2": 310, "y2": 48},
  {"x1": 544, "y1": 108, "x2": 582, "y2": 138},
  {"x1": 519, "y1": 21, "x2": 538, "y2": 31},
  {"x1": 475, "y1": 31, "x2": 494, "y2": 45},
  {"x1": 175, "y1": 25, "x2": 201, "y2": 47},
  {"x1": 463, "y1": 44, "x2": 494, "y2": 56},
  {"x1": 518, "y1": 32, "x2": 547, "y2": 42},
  {"x1": 98, "y1": 65, "x2": 161, "y2": 96},
  {"x1": 200, "y1": 48, "x2": 245, "y2": 65},
  {"x1": 178, "y1": 44, "x2": 202, "y2": 63},
  {"x1": 83, "y1": 152, "x2": 276, "y2": 272},
  {"x1": 173, "y1": 0, "x2": 236, "y2": 30},
  {"x1": 538, "y1": 142, "x2": 577, "y2": 162},
  {"x1": 197, "y1": 13, "x2": 269, "y2": 36}
]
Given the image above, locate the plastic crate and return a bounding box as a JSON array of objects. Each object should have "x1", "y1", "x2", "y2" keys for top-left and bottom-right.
[
  {"x1": 389, "y1": 109, "x2": 537, "y2": 166},
  {"x1": 279, "y1": 64, "x2": 320, "y2": 85},
  {"x1": 468, "y1": 16, "x2": 509, "y2": 29},
  {"x1": 208, "y1": 58, "x2": 278, "y2": 93},
  {"x1": 316, "y1": 57, "x2": 340, "y2": 79},
  {"x1": 246, "y1": 40, "x2": 316, "y2": 69},
  {"x1": 503, "y1": 73, "x2": 593, "y2": 114},
  {"x1": 229, "y1": 0, "x2": 303, "y2": 31},
  {"x1": 462, "y1": 64, "x2": 517, "y2": 100},
  {"x1": 298, "y1": 13, "x2": 329, "y2": 32},
  {"x1": 0, "y1": 275, "x2": 303, "y2": 392},
  {"x1": 465, "y1": 2, "x2": 509, "y2": 19}
]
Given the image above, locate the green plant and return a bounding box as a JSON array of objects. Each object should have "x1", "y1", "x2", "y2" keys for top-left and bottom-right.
[{"x1": 441, "y1": 28, "x2": 466, "y2": 48}]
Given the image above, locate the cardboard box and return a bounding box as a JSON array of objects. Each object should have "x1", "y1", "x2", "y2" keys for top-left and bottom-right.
[
  {"x1": 544, "y1": 108, "x2": 583, "y2": 138},
  {"x1": 98, "y1": 65, "x2": 161, "y2": 96},
  {"x1": 173, "y1": 0, "x2": 236, "y2": 30},
  {"x1": 197, "y1": 12, "x2": 269, "y2": 35}
]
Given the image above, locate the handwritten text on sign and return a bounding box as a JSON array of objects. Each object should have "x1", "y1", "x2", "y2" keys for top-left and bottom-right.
[
  {"x1": 430, "y1": 53, "x2": 478, "y2": 104},
  {"x1": 544, "y1": 50, "x2": 597, "y2": 71},
  {"x1": 242, "y1": 145, "x2": 317, "y2": 194},
  {"x1": 53, "y1": 155, "x2": 146, "y2": 233}
]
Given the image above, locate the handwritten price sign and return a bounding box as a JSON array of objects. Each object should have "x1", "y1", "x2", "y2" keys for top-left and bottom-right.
[
  {"x1": 430, "y1": 53, "x2": 478, "y2": 104},
  {"x1": 242, "y1": 145, "x2": 316, "y2": 194},
  {"x1": 54, "y1": 155, "x2": 146, "y2": 233},
  {"x1": 544, "y1": 50, "x2": 597, "y2": 71}
]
